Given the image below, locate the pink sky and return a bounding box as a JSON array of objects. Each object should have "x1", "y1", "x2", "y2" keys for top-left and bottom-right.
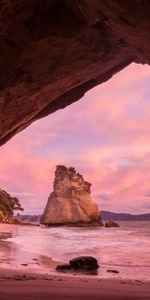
[{"x1": 0, "y1": 63, "x2": 150, "y2": 214}]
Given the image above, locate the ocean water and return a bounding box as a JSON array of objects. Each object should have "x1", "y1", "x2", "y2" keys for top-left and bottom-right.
[{"x1": 0, "y1": 221, "x2": 150, "y2": 280}]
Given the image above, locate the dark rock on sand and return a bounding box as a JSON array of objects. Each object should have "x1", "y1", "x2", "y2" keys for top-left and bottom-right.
[
  {"x1": 69, "y1": 256, "x2": 99, "y2": 271},
  {"x1": 105, "y1": 220, "x2": 120, "y2": 227},
  {"x1": 107, "y1": 269, "x2": 119, "y2": 274},
  {"x1": 56, "y1": 256, "x2": 99, "y2": 272}
]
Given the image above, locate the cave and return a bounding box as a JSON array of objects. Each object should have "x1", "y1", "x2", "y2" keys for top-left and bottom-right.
[
  {"x1": 0, "y1": 0, "x2": 150, "y2": 146},
  {"x1": 0, "y1": 1, "x2": 150, "y2": 299}
]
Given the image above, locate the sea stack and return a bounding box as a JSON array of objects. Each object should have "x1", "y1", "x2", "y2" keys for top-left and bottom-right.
[{"x1": 41, "y1": 165, "x2": 103, "y2": 226}]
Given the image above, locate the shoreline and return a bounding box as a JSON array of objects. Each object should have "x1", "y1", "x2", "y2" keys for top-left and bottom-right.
[
  {"x1": 0, "y1": 223, "x2": 150, "y2": 281},
  {"x1": 0, "y1": 267, "x2": 149, "y2": 300},
  {"x1": 0, "y1": 223, "x2": 150, "y2": 299}
]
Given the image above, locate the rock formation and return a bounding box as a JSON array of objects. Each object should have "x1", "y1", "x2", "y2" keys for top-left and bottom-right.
[
  {"x1": 0, "y1": 209, "x2": 14, "y2": 224},
  {"x1": 41, "y1": 165, "x2": 103, "y2": 226},
  {"x1": 105, "y1": 219, "x2": 120, "y2": 227},
  {"x1": 0, "y1": 210, "x2": 5, "y2": 223},
  {"x1": 0, "y1": 188, "x2": 24, "y2": 224},
  {"x1": 0, "y1": 1, "x2": 150, "y2": 145}
]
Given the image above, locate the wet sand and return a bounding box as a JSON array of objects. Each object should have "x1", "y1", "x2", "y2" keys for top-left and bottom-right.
[
  {"x1": 0, "y1": 227, "x2": 62, "y2": 273},
  {"x1": 0, "y1": 268, "x2": 149, "y2": 300}
]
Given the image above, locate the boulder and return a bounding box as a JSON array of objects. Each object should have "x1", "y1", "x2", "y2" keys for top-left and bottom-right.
[
  {"x1": 56, "y1": 256, "x2": 99, "y2": 272},
  {"x1": 69, "y1": 256, "x2": 99, "y2": 271},
  {"x1": 41, "y1": 165, "x2": 103, "y2": 226},
  {"x1": 105, "y1": 220, "x2": 120, "y2": 227}
]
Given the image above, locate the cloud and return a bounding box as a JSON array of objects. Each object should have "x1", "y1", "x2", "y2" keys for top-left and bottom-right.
[
  {"x1": 10, "y1": 192, "x2": 38, "y2": 197},
  {"x1": 0, "y1": 63, "x2": 150, "y2": 214}
]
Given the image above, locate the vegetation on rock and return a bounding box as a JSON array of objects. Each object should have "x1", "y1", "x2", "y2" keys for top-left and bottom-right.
[{"x1": 0, "y1": 189, "x2": 23, "y2": 223}]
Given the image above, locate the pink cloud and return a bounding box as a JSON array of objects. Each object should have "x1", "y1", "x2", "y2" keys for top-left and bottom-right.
[{"x1": 0, "y1": 63, "x2": 150, "y2": 214}]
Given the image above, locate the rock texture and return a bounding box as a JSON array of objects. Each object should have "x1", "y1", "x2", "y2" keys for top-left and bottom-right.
[
  {"x1": 0, "y1": 1, "x2": 150, "y2": 145},
  {"x1": 0, "y1": 211, "x2": 5, "y2": 223},
  {"x1": 41, "y1": 165, "x2": 103, "y2": 226},
  {"x1": 0, "y1": 210, "x2": 14, "y2": 224}
]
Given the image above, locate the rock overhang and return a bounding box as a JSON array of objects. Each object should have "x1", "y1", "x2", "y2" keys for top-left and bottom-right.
[{"x1": 0, "y1": 0, "x2": 150, "y2": 146}]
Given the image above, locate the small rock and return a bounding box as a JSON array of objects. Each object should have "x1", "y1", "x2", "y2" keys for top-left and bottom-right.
[
  {"x1": 69, "y1": 256, "x2": 99, "y2": 271},
  {"x1": 14, "y1": 219, "x2": 21, "y2": 225},
  {"x1": 107, "y1": 269, "x2": 119, "y2": 273},
  {"x1": 105, "y1": 220, "x2": 120, "y2": 227}
]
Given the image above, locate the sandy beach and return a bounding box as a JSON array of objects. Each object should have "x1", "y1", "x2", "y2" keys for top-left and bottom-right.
[
  {"x1": 0, "y1": 224, "x2": 150, "y2": 299},
  {"x1": 0, "y1": 268, "x2": 149, "y2": 300}
]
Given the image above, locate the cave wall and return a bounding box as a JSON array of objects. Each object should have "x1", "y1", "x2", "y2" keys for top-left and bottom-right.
[{"x1": 0, "y1": 0, "x2": 150, "y2": 145}]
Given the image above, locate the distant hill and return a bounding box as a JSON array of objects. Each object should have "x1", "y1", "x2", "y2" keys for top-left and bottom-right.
[
  {"x1": 15, "y1": 214, "x2": 41, "y2": 224},
  {"x1": 15, "y1": 211, "x2": 150, "y2": 224},
  {"x1": 101, "y1": 211, "x2": 150, "y2": 221}
]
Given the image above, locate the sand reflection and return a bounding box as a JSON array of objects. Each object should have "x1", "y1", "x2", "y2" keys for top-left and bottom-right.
[{"x1": 0, "y1": 224, "x2": 59, "y2": 273}]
